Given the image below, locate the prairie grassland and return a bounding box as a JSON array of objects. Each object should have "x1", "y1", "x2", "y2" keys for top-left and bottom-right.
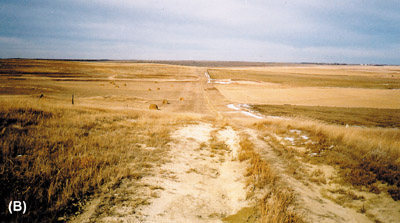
[
  {"x1": 0, "y1": 97, "x2": 196, "y2": 222},
  {"x1": 208, "y1": 66, "x2": 400, "y2": 89},
  {"x1": 210, "y1": 65, "x2": 400, "y2": 109},
  {"x1": 253, "y1": 116, "x2": 400, "y2": 200},
  {"x1": 0, "y1": 59, "x2": 203, "y2": 113},
  {"x1": 216, "y1": 65, "x2": 400, "y2": 77},
  {"x1": 0, "y1": 59, "x2": 197, "y2": 80},
  {"x1": 0, "y1": 59, "x2": 198, "y2": 99},
  {"x1": 218, "y1": 84, "x2": 400, "y2": 109},
  {"x1": 252, "y1": 104, "x2": 400, "y2": 128}
]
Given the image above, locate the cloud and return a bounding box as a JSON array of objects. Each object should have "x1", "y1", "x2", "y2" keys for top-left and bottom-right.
[
  {"x1": 0, "y1": 0, "x2": 399, "y2": 64},
  {"x1": 0, "y1": 36, "x2": 24, "y2": 44}
]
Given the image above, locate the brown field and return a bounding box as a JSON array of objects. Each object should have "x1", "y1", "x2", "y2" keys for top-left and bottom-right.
[{"x1": 1, "y1": 59, "x2": 399, "y2": 223}]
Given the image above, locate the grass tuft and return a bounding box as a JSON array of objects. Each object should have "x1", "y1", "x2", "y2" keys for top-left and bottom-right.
[{"x1": 238, "y1": 136, "x2": 303, "y2": 223}]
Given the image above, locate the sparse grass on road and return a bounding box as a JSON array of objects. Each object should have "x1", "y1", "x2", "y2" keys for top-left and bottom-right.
[{"x1": 239, "y1": 137, "x2": 303, "y2": 223}]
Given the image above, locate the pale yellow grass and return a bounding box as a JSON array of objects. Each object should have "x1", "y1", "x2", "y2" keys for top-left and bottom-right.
[
  {"x1": 216, "y1": 84, "x2": 400, "y2": 108},
  {"x1": 215, "y1": 65, "x2": 400, "y2": 78}
]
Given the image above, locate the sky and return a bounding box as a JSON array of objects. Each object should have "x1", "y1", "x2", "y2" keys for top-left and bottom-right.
[{"x1": 0, "y1": 0, "x2": 399, "y2": 64}]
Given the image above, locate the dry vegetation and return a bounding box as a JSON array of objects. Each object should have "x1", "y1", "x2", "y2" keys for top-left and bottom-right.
[
  {"x1": 0, "y1": 59, "x2": 197, "y2": 80},
  {"x1": 0, "y1": 97, "x2": 190, "y2": 222},
  {"x1": 209, "y1": 65, "x2": 400, "y2": 109},
  {"x1": 252, "y1": 104, "x2": 400, "y2": 128},
  {"x1": 0, "y1": 59, "x2": 198, "y2": 110},
  {"x1": 253, "y1": 117, "x2": 400, "y2": 201},
  {"x1": 208, "y1": 66, "x2": 400, "y2": 89},
  {"x1": 239, "y1": 137, "x2": 303, "y2": 223}
]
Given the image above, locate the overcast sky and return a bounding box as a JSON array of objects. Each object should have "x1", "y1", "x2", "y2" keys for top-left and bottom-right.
[{"x1": 0, "y1": 0, "x2": 399, "y2": 64}]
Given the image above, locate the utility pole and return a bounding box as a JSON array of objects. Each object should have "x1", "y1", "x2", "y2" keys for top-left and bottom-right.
[{"x1": 72, "y1": 94, "x2": 74, "y2": 105}]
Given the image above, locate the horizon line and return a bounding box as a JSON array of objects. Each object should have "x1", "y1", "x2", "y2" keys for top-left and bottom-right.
[{"x1": 0, "y1": 58, "x2": 397, "y2": 66}]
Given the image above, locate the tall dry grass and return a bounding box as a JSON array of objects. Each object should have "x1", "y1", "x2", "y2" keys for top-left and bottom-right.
[
  {"x1": 0, "y1": 98, "x2": 185, "y2": 222},
  {"x1": 255, "y1": 117, "x2": 400, "y2": 200},
  {"x1": 260, "y1": 188, "x2": 300, "y2": 223},
  {"x1": 239, "y1": 137, "x2": 303, "y2": 223}
]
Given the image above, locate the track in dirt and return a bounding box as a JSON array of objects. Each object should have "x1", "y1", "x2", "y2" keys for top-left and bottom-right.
[{"x1": 170, "y1": 68, "x2": 222, "y2": 115}]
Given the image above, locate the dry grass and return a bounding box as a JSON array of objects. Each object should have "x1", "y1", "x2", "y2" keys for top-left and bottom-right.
[
  {"x1": 209, "y1": 131, "x2": 229, "y2": 157},
  {"x1": 254, "y1": 117, "x2": 400, "y2": 200},
  {"x1": 0, "y1": 98, "x2": 186, "y2": 222},
  {"x1": 252, "y1": 104, "x2": 400, "y2": 128},
  {"x1": 0, "y1": 60, "x2": 199, "y2": 110},
  {"x1": 0, "y1": 59, "x2": 197, "y2": 80},
  {"x1": 238, "y1": 137, "x2": 303, "y2": 223},
  {"x1": 260, "y1": 188, "x2": 301, "y2": 223},
  {"x1": 208, "y1": 67, "x2": 400, "y2": 89},
  {"x1": 239, "y1": 138, "x2": 276, "y2": 189},
  {"x1": 309, "y1": 169, "x2": 327, "y2": 185},
  {"x1": 322, "y1": 187, "x2": 365, "y2": 206}
]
